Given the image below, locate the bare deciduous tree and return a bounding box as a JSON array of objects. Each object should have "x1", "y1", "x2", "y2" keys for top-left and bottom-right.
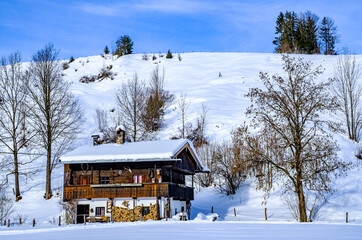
[
  {"x1": 0, "y1": 158, "x2": 13, "y2": 221},
  {"x1": 214, "y1": 141, "x2": 245, "y2": 195},
  {"x1": 195, "y1": 143, "x2": 217, "y2": 188},
  {"x1": 332, "y1": 54, "x2": 362, "y2": 142},
  {"x1": 0, "y1": 52, "x2": 36, "y2": 201},
  {"x1": 177, "y1": 93, "x2": 190, "y2": 138},
  {"x1": 233, "y1": 55, "x2": 348, "y2": 222},
  {"x1": 0, "y1": 182, "x2": 13, "y2": 223},
  {"x1": 115, "y1": 73, "x2": 147, "y2": 142},
  {"x1": 188, "y1": 103, "x2": 208, "y2": 147},
  {"x1": 27, "y1": 44, "x2": 83, "y2": 199},
  {"x1": 95, "y1": 107, "x2": 108, "y2": 133}
]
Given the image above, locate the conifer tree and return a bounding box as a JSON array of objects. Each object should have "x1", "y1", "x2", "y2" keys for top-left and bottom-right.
[
  {"x1": 115, "y1": 35, "x2": 133, "y2": 56},
  {"x1": 104, "y1": 45, "x2": 110, "y2": 55},
  {"x1": 319, "y1": 17, "x2": 338, "y2": 55}
]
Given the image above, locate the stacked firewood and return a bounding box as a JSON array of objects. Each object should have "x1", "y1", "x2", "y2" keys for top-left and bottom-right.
[{"x1": 112, "y1": 203, "x2": 159, "y2": 222}]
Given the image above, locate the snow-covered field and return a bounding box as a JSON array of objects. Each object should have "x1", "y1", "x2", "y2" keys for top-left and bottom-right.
[
  {"x1": 1, "y1": 52, "x2": 362, "y2": 238},
  {"x1": 1, "y1": 221, "x2": 362, "y2": 240}
]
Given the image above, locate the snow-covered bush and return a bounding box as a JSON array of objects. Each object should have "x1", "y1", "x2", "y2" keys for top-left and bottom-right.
[
  {"x1": 62, "y1": 62, "x2": 69, "y2": 70},
  {"x1": 79, "y1": 75, "x2": 97, "y2": 83},
  {"x1": 142, "y1": 53, "x2": 148, "y2": 61},
  {"x1": 97, "y1": 66, "x2": 115, "y2": 81}
]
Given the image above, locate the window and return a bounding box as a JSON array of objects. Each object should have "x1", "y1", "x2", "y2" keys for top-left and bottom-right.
[
  {"x1": 133, "y1": 175, "x2": 143, "y2": 183},
  {"x1": 100, "y1": 176, "x2": 109, "y2": 184},
  {"x1": 142, "y1": 207, "x2": 150, "y2": 216},
  {"x1": 79, "y1": 175, "x2": 90, "y2": 185},
  {"x1": 95, "y1": 207, "x2": 105, "y2": 216}
]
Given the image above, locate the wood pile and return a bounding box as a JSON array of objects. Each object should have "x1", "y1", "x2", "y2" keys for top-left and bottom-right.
[{"x1": 112, "y1": 203, "x2": 159, "y2": 222}]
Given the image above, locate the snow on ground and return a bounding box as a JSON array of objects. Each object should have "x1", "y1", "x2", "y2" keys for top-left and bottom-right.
[
  {"x1": 1, "y1": 221, "x2": 361, "y2": 240},
  {"x1": 1, "y1": 52, "x2": 362, "y2": 236}
]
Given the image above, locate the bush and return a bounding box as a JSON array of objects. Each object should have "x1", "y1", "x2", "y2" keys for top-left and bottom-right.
[
  {"x1": 166, "y1": 50, "x2": 173, "y2": 59},
  {"x1": 62, "y1": 62, "x2": 70, "y2": 70},
  {"x1": 79, "y1": 75, "x2": 97, "y2": 83},
  {"x1": 98, "y1": 66, "x2": 115, "y2": 80},
  {"x1": 142, "y1": 53, "x2": 148, "y2": 61},
  {"x1": 152, "y1": 54, "x2": 157, "y2": 61}
]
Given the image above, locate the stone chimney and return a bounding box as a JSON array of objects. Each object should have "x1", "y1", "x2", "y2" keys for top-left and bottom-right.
[{"x1": 116, "y1": 126, "x2": 125, "y2": 144}]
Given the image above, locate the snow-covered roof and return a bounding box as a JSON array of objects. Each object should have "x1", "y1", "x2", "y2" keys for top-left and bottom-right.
[{"x1": 60, "y1": 139, "x2": 205, "y2": 170}]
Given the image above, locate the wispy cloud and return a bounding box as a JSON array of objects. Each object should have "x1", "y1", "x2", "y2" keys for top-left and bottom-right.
[
  {"x1": 76, "y1": 3, "x2": 126, "y2": 16},
  {"x1": 134, "y1": 0, "x2": 216, "y2": 14},
  {"x1": 76, "y1": 0, "x2": 216, "y2": 16}
]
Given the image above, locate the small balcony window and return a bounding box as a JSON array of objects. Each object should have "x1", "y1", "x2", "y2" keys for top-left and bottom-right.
[
  {"x1": 100, "y1": 177, "x2": 109, "y2": 184},
  {"x1": 133, "y1": 175, "x2": 143, "y2": 183}
]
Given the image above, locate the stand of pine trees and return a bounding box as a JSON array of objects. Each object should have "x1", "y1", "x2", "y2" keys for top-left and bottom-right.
[{"x1": 273, "y1": 11, "x2": 338, "y2": 55}]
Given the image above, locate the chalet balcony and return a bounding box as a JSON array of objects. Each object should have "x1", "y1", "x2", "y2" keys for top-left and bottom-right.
[{"x1": 63, "y1": 183, "x2": 194, "y2": 201}]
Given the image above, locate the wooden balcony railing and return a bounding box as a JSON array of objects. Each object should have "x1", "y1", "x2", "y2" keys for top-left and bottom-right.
[{"x1": 63, "y1": 183, "x2": 193, "y2": 201}]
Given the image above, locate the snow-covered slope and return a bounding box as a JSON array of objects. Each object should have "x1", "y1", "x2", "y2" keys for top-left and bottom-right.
[{"x1": 4, "y1": 52, "x2": 362, "y2": 227}]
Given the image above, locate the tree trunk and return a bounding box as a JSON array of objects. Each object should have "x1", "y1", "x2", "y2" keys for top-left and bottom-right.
[
  {"x1": 296, "y1": 179, "x2": 307, "y2": 222},
  {"x1": 44, "y1": 144, "x2": 52, "y2": 199},
  {"x1": 13, "y1": 151, "x2": 22, "y2": 201}
]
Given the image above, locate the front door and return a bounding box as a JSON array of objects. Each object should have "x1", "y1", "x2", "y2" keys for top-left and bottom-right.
[{"x1": 76, "y1": 204, "x2": 89, "y2": 223}]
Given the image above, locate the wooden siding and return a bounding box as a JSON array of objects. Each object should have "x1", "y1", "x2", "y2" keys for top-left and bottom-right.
[{"x1": 63, "y1": 183, "x2": 193, "y2": 201}]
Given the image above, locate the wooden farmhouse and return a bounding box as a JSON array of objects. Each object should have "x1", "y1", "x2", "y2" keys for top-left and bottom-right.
[{"x1": 60, "y1": 131, "x2": 208, "y2": 223}]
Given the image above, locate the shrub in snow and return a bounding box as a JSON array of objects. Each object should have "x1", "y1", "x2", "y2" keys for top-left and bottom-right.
[
  {"x1": 166, "y1": 50, "x2": 173, "y2": 59},
  {"x1": 142, "y1": 53, "x2": 148, "y2": 61},
  {"x1": 97, "y1": 66, "x2": 115, "y2": 81},
  {"x1": 152, "y1": 54, "x2": 157, "y2": 61},
  {"x1": 62, "y1": 62, "x2": 70, "y2": 70},
  {"x1": 79, "y1": 75, "x2": 97, "y2": 83}
]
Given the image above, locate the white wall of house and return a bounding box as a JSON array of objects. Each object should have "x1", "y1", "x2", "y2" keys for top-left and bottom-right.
[
  {"x1": 170, "y1": 198, "x2": 187, "y2": 216},
  {"x1": 77, "y1": 197, "x2": 187, "y2": 220}
]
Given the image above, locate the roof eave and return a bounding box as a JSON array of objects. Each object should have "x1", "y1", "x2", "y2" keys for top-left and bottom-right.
[{"x1": 59, "y1": 158, "x2": 181, "y2": 164}]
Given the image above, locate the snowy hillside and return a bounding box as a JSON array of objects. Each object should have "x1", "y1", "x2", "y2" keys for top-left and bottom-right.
[{"x1": 3, "y1": 52, "x2": 362, "y2": 229}]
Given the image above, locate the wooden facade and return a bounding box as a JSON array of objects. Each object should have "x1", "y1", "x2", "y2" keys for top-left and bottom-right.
[
  {"x1": 63, "y1": 146, "x2": 198, "y2": 202},
  {"x1": 63, "y1": 183, "x2": 193, "y2": 201}
]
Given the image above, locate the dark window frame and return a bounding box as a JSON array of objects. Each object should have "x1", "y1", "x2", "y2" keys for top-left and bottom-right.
[
  {"x1": 95, "y1": 207, "x2": 105, "y2": 216},
  {"x1": 142, "y1": 206, "x2": 150, "y2": 216},
  {"x1": 100, "y1": 176, "x2": 109, "y2": 184}
]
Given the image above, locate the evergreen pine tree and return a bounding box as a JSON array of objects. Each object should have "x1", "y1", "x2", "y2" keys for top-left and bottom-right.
[
  {"x1": 166, "y1": 50, "x2": 173, "y2": 59},
  {"x1": 104, "y1": 45, "x2": 110, "y2": 55},
  {"x1": 115, "y1": 35, "x2": 134, "y2": 56},
  {"x1": 319, "y1": 17, "x2": 338, "y2": 55},
  {"x1": 296, "y1": 12, "x2": 319, "y2": 54},
  {"x1": 274, "y1": 10, "x2": 321, "y2": 54},
  {"x1": 273, "y1": 12, "x2": 285, "y2": 53}
]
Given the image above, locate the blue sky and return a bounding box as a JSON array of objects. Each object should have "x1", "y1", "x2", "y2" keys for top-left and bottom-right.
[{"x1": 1, "y1": 0, "x2": 361, "y2": 61}]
